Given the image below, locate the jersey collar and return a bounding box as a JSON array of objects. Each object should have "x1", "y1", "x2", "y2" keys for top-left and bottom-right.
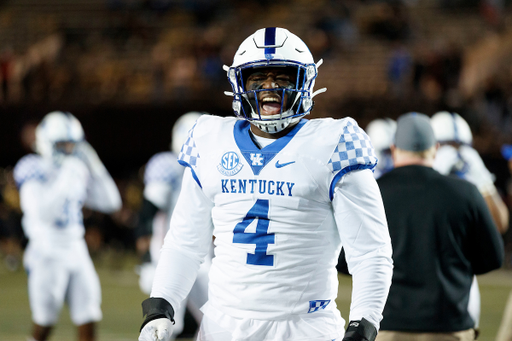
[{"x1": 234, "y1": 119, "x2": 307, "y2": 175}]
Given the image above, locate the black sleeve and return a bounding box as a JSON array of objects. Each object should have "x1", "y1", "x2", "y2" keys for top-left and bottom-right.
[
  {"x1": 467, "y1": 186, "x2": 505, "y2": 274},
  {"x1": 134, "y1": 198, "x2": 160, "y2": 239}
]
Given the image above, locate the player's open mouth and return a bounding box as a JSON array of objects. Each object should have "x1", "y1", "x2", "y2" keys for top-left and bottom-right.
[{"x1": 260, "y1": 96, "x2": 282, "y2": 116}]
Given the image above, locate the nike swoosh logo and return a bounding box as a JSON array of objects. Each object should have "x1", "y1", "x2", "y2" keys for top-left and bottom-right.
[{"x1": 275, "y1": 160, "x2": 295, "y2": 168}]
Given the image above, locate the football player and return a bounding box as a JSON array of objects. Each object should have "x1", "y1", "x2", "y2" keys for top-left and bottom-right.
[
  {"x1": 431, "y1": 111, "x2": 508, "y2": 233},
  {"x1": 138, "y1": 27, "x2": 393, "y2": 341},
  {"x1": 135, "y1": 111, "x2": 211, "y2": 340},
  {"x1": 365, "y1": 118, "x2": 396, "y2": 179},
  {"x1": 14, "y1": 111, "x2": 122, "y2": 341},
  {"x1": 431, "y1": 110, "x2": 509, "y2": 335}
]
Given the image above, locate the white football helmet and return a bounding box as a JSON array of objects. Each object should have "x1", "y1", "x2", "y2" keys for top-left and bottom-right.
[
  {"x1": 35, "y1": 111, "x2": 84, "y2": 164},
  {"x1": 171, "y1": 111, "x2": 205, "y2": 154},
  {"x1": 225, "y1": 27, "x2": 326, "y2": 133},
  {"x1": 366, "y1": 118, "x2": 397, "y2": 152},
  {"x1": 431, "y1": 111, "x2": 473, "y2": 145},
  {"x1": 366, "y1": 118, "x2": 396, "y2": 178}
]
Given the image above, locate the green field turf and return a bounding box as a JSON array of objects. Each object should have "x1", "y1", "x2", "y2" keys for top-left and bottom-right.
[{"x1": 0, "y1": 254, "x2": 510, "y2": 341}]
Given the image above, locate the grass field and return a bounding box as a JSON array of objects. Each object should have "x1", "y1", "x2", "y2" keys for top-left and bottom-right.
[{"x1": 0, "y1": 253, "x2": 511, "y2": 341}]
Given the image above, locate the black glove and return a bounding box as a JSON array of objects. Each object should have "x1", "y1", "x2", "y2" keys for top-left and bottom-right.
[
  {"x1": 140, "y1": 297, "x2": 175, "y2": 331},
  {"x1": 342, "y1": 318, "x2": 377, "y2": 341}
]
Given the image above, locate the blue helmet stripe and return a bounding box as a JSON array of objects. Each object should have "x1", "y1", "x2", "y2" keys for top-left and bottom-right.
[
  {"x1": 264, "y1": 27, "x2": 276, "y2": 55},
  {"x1": 451, "y1": 112, "x2": 459, "y2": 142}
]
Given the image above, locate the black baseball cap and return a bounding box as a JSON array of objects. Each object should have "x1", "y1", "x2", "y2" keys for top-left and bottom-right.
[{"x1": 394, "y1": 112, "x2": 436, "y2": 152}]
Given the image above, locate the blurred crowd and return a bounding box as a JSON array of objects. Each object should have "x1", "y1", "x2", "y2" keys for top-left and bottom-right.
[{"x1": 1, "y1": 0, "x2": 512, "y2": 271}]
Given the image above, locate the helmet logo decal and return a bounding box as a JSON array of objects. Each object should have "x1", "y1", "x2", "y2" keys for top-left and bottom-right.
[
  {"x1": 451, "y1": 112, "x2": 460, "y2": 142},
  {"x1": 217, "y1": 151, "x2": 243, "y2": 176}
]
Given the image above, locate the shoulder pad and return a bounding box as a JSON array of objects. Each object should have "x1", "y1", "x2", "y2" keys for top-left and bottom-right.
[
  {"x1": 328, "y1": 118, "x2": 377, "y2": 175},
  {"x1": 13, "y1": 154, "x2": 46, "y2": 188},
  {"x1": 144, "y1": 152, "x2": 180, "y2": 184}
]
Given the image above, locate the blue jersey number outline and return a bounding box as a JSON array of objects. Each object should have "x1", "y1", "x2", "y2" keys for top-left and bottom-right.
[
  {"x1": 55, "y1": 199, "x2": 83, "y2": 228},
  {"x1": 233, "y1": 199, "x2": 275, "y2": 266}
]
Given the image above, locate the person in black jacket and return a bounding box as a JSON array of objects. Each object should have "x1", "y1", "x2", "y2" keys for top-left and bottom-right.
[{"x1": 376, "y1": 112, "x2": 504, "y2": 341}]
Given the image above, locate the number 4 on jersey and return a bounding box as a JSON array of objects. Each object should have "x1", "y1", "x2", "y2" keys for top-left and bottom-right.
[{"x1": 233, "y1": 199, "x2": 275, "y2": 266}]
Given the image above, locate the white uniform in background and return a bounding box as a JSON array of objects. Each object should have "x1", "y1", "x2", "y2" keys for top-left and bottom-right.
[
  {"x1": 149, "y1": 115, "x2": 393, "y2": 340},
  {"x1": 138, "y1": 151, "x2": 185, "y2": 294},
  {"x1": 365, "y1": 118, "x2": 396, "y2": 179},
  {"x1": 138, "y1": 112, "x2": 212, "y2": 340},
  {"x1": 431, "y1": 111, "x2": 495, "y2": 330},
  {"x1": 13, "y1": 111, "x2": 121, "y2": 327}
]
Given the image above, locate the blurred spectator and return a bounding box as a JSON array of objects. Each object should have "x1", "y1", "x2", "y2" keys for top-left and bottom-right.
[
  {"x1": 196, "y1": 26, "x2": 226, "y2": 92},
  {"x1": 0, "y1": 47, "x2": 14, "y2": 103},
  {"x1": 368, "y1": 1, "x2": 412, "y2": 42},
  {"x1": 150, "y1": 42, "x2": 170, "y2": 103},
  {"x1": 387, "y1": 42, "x2": 412, "y2": 98},
  {"x1": 312, "y1": 0, "x2": 359, "y2": 55},
  {"x1": 480, "y1": 0, "x2": 505, "y2": 28},
  {"x1": 482, "y1": 75, "x2": 512, "y2": 135},
  {"x1": 168, "y1": 51, "x2": 197, "y2": 101}
]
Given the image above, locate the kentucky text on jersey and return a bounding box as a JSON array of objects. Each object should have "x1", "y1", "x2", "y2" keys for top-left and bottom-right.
[{"x1": 221, "y1": 179, "x2": 295, "y2": 196}]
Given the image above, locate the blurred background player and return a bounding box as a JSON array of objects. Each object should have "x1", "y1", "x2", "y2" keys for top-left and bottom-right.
[
  {"x1": 366, "y1": 118, "x2": 397, "y2": 179},
  {"x1": 431, "y1": 111, "x2": 509, "y2": 233},
  {"x1": 135, "y1": 111, "x2": 211, "y2": 340},
  {"x1": 377, "y1": 112, "x2": 504, "y2": 341},
  {"x1": 13, "y1": 111, "x2": 122, "y2": 341},
  {"x1": 431, "y1": 110, "x2": 509, "y2": 334}
]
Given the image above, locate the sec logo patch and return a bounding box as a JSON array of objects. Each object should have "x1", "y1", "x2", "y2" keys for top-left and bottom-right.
[{"x1": 217, "y1": 151, "x2": 243, "y2": 176}]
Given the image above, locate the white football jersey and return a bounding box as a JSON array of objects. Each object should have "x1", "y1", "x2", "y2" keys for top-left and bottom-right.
[
  {"x1": 144, "y1": 151, "x2": 184, "y2": 212},
  {"x1": 14, "y1": 154, "x2": 90, "y2": 248},
  {"x1": 166, "y1": 115, "x2": 382, "y2": 320},
  {"x1": 143, "y1": 151, "x2": 184, "y2": 262}
]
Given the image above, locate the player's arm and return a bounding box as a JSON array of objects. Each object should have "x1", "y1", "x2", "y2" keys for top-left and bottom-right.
[
  {"x1": 467, "y1": 184, "x2": 505, "y2": 274},
  {"x1": 459, "y1": 145, "x2": 509, "y2": 234},
  {"x1": 76, "y1": 141, "x2": 122, "y2": 213},
  {"x1": 333, "y1": 169, "x2": 393, "y2": 341},
  {"x1": 139, "y1": 167, "x2": 214, "y2": 340},
  {"x1": 483, "y1": 190, "x2": 509, "y2": 234}
]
